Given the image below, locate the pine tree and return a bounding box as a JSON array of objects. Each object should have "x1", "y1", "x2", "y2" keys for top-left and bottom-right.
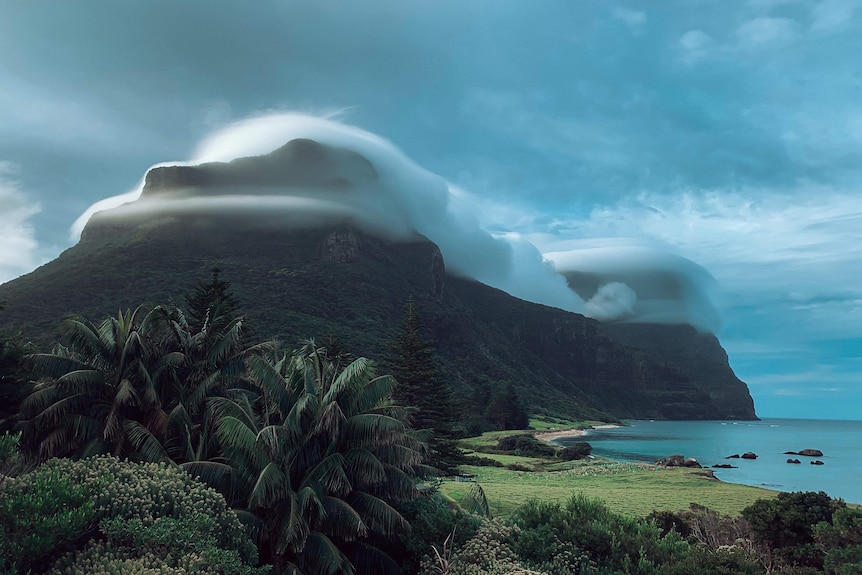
[
  {"x1": 388, "y1": 298, "x2": 460, "y2": 473},
  {"x1": 485, "y1": 381, "x2": 530, "y2": 430},
  {"x1": 183, "y1": 268, "x2": 240, "y2": 333}
]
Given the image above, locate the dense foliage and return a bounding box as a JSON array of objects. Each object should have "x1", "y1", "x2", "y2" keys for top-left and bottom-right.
[
  {"x1": 0, "y1": 455, "x2": 262, "y2": 575},
  {"x1": 387, "y1": 299, "x2": 460, "y2": 474},
  {"x1": 0, "y1": 301, "x2": 31, "y2": 433},
  {"x1": 495, "y1": 434, "x2": 556, "y2": 458},
  {"x1": 11, "y1": 283, "x2": 431, "y2": 574},
  {"x1": 6, "y1": 282, "x2": 860, "y2": 575}
]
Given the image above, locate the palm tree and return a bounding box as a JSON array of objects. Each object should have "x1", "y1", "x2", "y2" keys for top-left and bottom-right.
[
  {"x1": 150, "y1": 302, "x2": 271, "y2": 464},
  {"x1": 20, "y1": 305, "x2": 175, "y2": 464},
  {"x1": 199, "y1": 341, "x2": 428, "y2": 575}
]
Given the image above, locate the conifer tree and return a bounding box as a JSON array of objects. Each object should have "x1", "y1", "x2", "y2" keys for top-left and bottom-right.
[
  {"x1": 485, "y1": 381, "x2": 530, "y2": 431},
  {"x1": 388, "y1": 298, "x2": 460, "y2": 473},
  {"x1": 183, "y1": 268, "x2": 240, "y2": 333}
]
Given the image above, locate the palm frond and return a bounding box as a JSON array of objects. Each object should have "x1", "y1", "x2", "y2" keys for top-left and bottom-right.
[
  {"x1": 23, "y1": 353, "x2": 87, "y2": 379},
  {"x1": 123, "y1": 419, "x2": 170, "y2": 463},
  {"x1": 324, "y1": 357, "x2": 371, "y2": 405},
  {"x1": 248, "y1": 461, "x2": 288, "y2": 509},
  {"x1": 301, "y1": 452, "x2": 351, "y2": 495},
  {"x1": 300, "y1": 532, "x2": 355, "y2": 575},
  {"x1": 320, "y1": 496, "x2": 368, "y2": 540},
  {"x1": 346, "y1": 491, "x2": 408, "y2": 536},
  {"x1": 342, "y1": 448, "x2": 386, "y2": 485},
  {"x1": 181, "y1": 460, "x2": 235, "y2": 496},
  {"x1": 214, "y1": 415, "x2": 260, "y2": 459},
  {"x1": 342, "y1": 414, "x2": 406, "y2": 446}
]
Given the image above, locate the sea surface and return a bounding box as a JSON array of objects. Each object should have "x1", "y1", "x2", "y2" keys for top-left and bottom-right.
[{"x1": 555, "y1": 418, "x2": 862, "y2": 504}]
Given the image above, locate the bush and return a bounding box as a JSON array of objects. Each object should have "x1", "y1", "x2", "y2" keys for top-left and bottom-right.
[
  {"x1": 506, "y1": 462, "x2": 535, "y2": 472},
  {"x1": 496, "y1": 434, "x2": 556, "y2": 458},
  {"x1": 513, "y1": 494, "x2": 690, "y2": 574},
  {"x1": 557, "y1": 441, "x2": 592, "y2": 461},
  {"x1": 461, "y1": 454, "x2": 504, "y2": 467},
  {"x1": 395, "y1": 492, "x2": 481, "y2": 575},
  {"x1": 742, "y1": 490, "x2": 843, "y2": 570},
  {"x1": 0, "y1": 460, "x2": 99, "y2": 573},
  {"x1": 0, "y1": 456, "x2": 264, "y2": 574},
  {"x1": 421, "y1": 518, "x2": 531, "y2": 575}
]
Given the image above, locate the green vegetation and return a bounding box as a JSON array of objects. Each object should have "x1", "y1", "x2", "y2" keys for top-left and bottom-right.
[
  {"x1": 0, "y1": 300, "x2": 31, "y2": 433},
  {"x1": 5, "y1": 278, "x2": 860, "y2": 574},
  {"x1": 387, "y1": 298, "x2": 460, "y2": 474},
  {"x1": 0, "y1": 456, "x2": 262, "y2": 575}
]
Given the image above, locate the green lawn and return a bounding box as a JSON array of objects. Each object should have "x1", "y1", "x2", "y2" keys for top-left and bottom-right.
[{"x1": 448, "y1": 423, "x2": 777, "y2": 518}]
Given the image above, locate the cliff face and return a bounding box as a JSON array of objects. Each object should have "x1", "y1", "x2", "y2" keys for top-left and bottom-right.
[{"x1": 0, "y1": 211, "x2": 757, "y2": 421}]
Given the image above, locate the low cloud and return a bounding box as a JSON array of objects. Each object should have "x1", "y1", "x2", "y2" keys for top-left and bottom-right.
[
  {"x1": 0, "y1": 162, "x2": 41, "y2": 284},
  {"x1": 75, "y1": 114, "x2": 587, "y2": 314}
]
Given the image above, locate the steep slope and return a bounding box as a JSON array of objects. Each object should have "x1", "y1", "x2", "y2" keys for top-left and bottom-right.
[{"x1": 0, "y1": 211, "x2": 757, "y2": 421}]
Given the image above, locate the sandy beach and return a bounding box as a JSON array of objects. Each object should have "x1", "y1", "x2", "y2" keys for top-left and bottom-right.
[{"x1": 535, "y1": 424, "x2": 620, "y2": 443}]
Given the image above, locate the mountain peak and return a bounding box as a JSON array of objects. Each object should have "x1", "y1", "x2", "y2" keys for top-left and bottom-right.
[{"x1": 141, "y1": 138, "x2": 379, "y2": 198}]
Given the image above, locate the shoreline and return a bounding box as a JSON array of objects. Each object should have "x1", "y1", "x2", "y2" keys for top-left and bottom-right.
[{"x1": 535, "y1": 424, "x2": 620, "y2": 444}]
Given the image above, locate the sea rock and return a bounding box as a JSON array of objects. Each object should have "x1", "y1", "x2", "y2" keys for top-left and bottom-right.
[
  {"x1": 741, "y1": 452, "x2": 758, "y2": 460},
  {"x1": 726, "y1": 454, "x2": 741, "y2": 459},
  {"x1": 656, "y1": 454, "x2": 702, "y2": 468},
  {"x1": 811, "y1": 460, "x2": 825, "y2": 465},
  {"x1": 784, "y1": 451, "x2": 798, "y2": 455},
  {"x1": 712, "y1": 464, "x2": 738, "y2": 469},
  {"x1": 798, "y1": 449, "x2": 824, "y2": 457},
  {"x1": 786, "y1": 459, "x2": 801, "y2": 464}
]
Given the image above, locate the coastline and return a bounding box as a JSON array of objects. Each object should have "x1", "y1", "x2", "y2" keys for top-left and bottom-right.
[{"x1": 535, "y1": 424, "x2": 620, "y2": 444}]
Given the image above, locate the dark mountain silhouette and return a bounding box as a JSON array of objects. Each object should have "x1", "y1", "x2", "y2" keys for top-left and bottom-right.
[{"x1": 0, "y1": 142, "x2": 756, "y2": 422}]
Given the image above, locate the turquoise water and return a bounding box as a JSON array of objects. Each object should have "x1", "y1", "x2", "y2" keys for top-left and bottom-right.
[{"x1": 555, "y1": 419, "x2": 862, "y2": 504}]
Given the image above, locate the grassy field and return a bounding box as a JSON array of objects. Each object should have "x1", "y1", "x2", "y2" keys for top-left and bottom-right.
[{"x1": 446, "y1": 420, "x2": 778, "y2": 518}]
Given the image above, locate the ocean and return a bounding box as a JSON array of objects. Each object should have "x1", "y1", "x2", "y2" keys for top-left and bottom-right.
[{"x1": 555, "y1": 418, "x2": 862, "y2": 505}]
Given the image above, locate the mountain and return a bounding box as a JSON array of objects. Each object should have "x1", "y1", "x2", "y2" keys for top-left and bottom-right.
[{"x1": 0, "y1": 142, "x2": 757, "y2": 423}]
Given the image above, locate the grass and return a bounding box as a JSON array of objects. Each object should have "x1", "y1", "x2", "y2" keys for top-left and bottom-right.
[{"x1": 447, "y1": 421, "x2": 778, "y2": 519}]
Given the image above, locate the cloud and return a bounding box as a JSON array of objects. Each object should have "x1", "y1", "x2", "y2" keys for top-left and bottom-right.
[
  {"x1": 736, "y1": 17, "x2": 800, "y2": 49},
  {"x1": 0, "y1": 162, "x2": 41, "y2": 284},
  {"x1": 545, "y1": 243, "x2": 721, "y2": 331},
  {"x1": 76, "y1": 113, "x2": 587, "y2": 314},
  {"x1": 811, "y1": 0, "x2": 859, "y2": 32},
  {"x1": 584, "y1": 282, "x2": 638, "y2": 321},
  {"x1": 678, "y1": 30, "x2": 715, "y2": 64},
  {"x1": 612, "y1": 7, "x2": 647, "y2": 32}
]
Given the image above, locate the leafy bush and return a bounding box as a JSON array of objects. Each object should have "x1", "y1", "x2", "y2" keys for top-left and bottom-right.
[
  {"x1": 495, "y1": 434, "x2": 556, "y2": 458},
  {"x1": 461, "y1": 454, "x2": 504, "y2": 467},
  {"x1": 505, "y1": 462, "x2": 535, "y2": 472},
  {"x1": 0, "y1": 461, "x2": 98, "y2": 573},
  {"x1": 421, "y1": 518, "x2": 533, "y2": 575},
  {"x1": 395, "y1": 492, "x2": 481, "y2": 575},
  {"x1": 814, "y1": 506, "x2": 862, "y2": 574},
  {"x1": 513, "y1": 493, "x2": 690, "y2": 574},
  {"x1": 557, "y1": 441, "x2": 592, "y2": 461},
  {"x1": 0, "y1": 456, "x2": 263, "y2": 574},
  {"x1": 742, "y1": 490, "x2": 843, "y2": 570}
]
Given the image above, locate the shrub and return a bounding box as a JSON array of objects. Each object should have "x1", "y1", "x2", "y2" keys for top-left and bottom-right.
[
  {"x1": 395, "y1": 492, "x2": 481, "y2": 575},
  {"x1": 513, "y1": 494, "x2": 690, "y2": 574},
  {"x1": 0, "y1": 456, "x2": 264, "y2": 574},
  {"x1": 462, "y1": 454, "x2": 504, "y2": 467},
  {"x1": 421, "y1": 518, "x2": 534, "y2": 575},
  {"x1": 496, "y1": 434, "x2": 555, "y2": 458},
  {"x1": 557, "y1": 441, "x2": 592, "y2": 461},
  {"x1": 742, "y1": 490, "x2": 843, "y2": 570}
]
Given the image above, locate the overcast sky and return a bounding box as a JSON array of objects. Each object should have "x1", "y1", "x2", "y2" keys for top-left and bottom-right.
[{"x1": 2, "y1": 0, "x2": 861, "y2": 419}]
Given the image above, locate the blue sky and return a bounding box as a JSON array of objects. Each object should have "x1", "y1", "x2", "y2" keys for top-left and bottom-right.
[{"x1": 1, "y1": 1, "x2": 861, "y2": 419}]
